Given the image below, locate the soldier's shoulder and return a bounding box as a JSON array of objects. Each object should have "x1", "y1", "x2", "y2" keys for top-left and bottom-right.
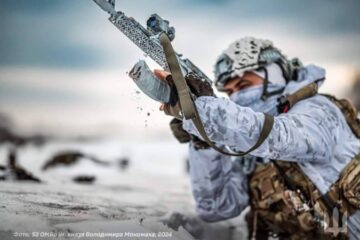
[{"x1": 287, "y1": 94, "x2": 344, "y2": 118}]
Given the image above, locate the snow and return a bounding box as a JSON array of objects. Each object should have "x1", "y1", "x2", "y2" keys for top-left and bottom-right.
[{"x1": 0, "y1": 139, "x2": 247, "y2": 240}]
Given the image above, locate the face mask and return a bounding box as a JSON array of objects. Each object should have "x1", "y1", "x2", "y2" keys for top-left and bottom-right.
[{"x1": 229, "y1": 84, "x2": 283, "y2": 115}]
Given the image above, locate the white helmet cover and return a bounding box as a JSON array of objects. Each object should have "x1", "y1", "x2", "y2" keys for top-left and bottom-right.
[
  {"x1": 225, "y1": 37, "x2": 273, "y2": 76},
  {"x1": 214, "y1": 37, "x2": 299, "y2": 92}
]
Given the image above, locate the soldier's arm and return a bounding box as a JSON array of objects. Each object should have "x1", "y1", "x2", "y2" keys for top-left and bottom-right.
[
  {"x1": 188, "y1": 143, "x2": 249, "y2": 222},
  {"x1": 183, "y1": 95, "x2": 342, "y2": 164}
]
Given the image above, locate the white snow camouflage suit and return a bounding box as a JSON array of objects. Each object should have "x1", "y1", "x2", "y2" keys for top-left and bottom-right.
[{"x1": 182, "y1": 65, "x2": 360, "y2": 239}]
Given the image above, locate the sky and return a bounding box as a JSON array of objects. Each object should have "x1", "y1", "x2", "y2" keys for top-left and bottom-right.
[{"x1": 0, "y1": 0, "x2": 359, "y2": 138}]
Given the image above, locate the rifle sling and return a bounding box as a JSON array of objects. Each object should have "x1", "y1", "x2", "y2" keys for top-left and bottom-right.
[{"x1": 159, "y1": 33, "x2": 274, "y2": 156}]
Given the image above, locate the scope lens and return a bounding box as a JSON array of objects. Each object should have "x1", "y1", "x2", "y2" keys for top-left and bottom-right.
[{"x1": 147, "y1": 17, "x2": 157, "y2": 28}]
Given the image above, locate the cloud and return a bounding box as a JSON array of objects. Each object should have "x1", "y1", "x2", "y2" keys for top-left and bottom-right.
[
  {"x1": 0, "y1": 0, "x2": 140, "y2": 69},
  {"x1": 0, "y1": 0, "x2": 359, "y2": 70},
  {"x1": 179, "y1": 0, "x2": 360, "y2": 36}
]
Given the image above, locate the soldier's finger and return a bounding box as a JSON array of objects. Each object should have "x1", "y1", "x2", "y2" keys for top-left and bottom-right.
[
  {"x1": 154, "y1": 69, "x2": 170, "y2": 81},
  {"x1": 159, "y1": 104, "x2": 165, "y2": 111}
]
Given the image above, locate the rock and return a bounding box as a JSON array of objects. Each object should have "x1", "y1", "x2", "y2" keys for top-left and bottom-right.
[
  {"x1": 0, "y1": 113, "x2": 48, "y2": 147},
  {"x1": 73, "y1": 175, "x2": 96, "y2": 184},
  {"x1": 118, "y1": 157, "x2": 130, "y2": 170},
  {"x1": 1, "y1": 148, "x2": 41, "y2": 183},
  {"x1": 10, "y1": 166, "x2": 42, "y2": 182},
  {"x1": 42, "y1": 151, "x2": 83, "y2": 170},
  {"x1": 42, "y1": 151, "x2": 110, "y2": 171}
]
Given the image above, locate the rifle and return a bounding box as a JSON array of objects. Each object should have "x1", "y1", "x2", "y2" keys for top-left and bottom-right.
[
  {"x1": 93, "y1": 0, "x2": 275, "y2": 157},
  {"x1": 93, "y1": 0, "x2": 212, "y2": 103}
]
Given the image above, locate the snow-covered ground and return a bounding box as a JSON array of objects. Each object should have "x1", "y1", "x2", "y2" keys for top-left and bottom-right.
[
  {"x1": 0, "y1": 139, "x2": 247, "y2": 240},
  {"x1": 0, "y1": 138, "x2": 189, "y2": 183}
]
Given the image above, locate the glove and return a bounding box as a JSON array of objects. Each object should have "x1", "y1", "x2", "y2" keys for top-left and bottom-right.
[
  {"x1": 162, "y1": 72, "x2": 214, "y2": 119},
  {"x1": 191, "y1": 135, "x2": 211, "y2": 150},
  {"x1": 185, "y1": 72, "x2": 214, "y2": 97},
  {"x1": 169, "y1": 118, "x2": 191, "y2": 143},
  {"x1": 169, "y1": 118, "x2": 210, "y2": 150}
]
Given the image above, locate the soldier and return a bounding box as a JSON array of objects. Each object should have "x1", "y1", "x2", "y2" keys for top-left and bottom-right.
[{"x1": 155, "y1": 37, "x2": 360, "y2": 239}]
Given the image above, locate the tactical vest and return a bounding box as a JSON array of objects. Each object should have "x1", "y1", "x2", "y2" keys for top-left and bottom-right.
[{"x1": 247, "y1": 93, "x2": 360, "y2": 240}]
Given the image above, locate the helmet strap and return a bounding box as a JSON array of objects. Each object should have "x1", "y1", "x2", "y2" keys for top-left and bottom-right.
[{"x1": 260, "y1": 67, "x2": 285, "y2": 101}]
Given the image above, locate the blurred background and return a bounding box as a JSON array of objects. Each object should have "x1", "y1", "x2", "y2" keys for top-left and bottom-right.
[
  {"x1": 0, "y1": 1, "x2": 359, "y2": 238},
  {"x1": 1, "y1": 0, "x2": 359, "y2": 139},
  {"x1": 0, "y1": 0, "x2": 359, "y2": 179}
]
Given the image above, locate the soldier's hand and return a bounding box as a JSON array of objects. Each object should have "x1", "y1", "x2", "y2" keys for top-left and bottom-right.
[
  {"x1": 169, "y1": 118, "x2": 210, "y2": 149},
  {"x1": 154, "y1": 69, "x2": 170, "y2": 81},
  {"x1": 169, "y1": 118, "x2": 191, "y2": 143},
  {"x1": 154, "y1": 69, "x2": 215, "y2": 119},
  {"x1": 153, "y1": 69, "x2": 182, "y2": 119},
  {"x1": 185, "y1": 72, "x2": 214, "y2": 97}
]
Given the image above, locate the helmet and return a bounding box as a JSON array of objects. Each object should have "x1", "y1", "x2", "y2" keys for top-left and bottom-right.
[{"x1": 214, "y1": 37, "x2": 302, "y2": 93}]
